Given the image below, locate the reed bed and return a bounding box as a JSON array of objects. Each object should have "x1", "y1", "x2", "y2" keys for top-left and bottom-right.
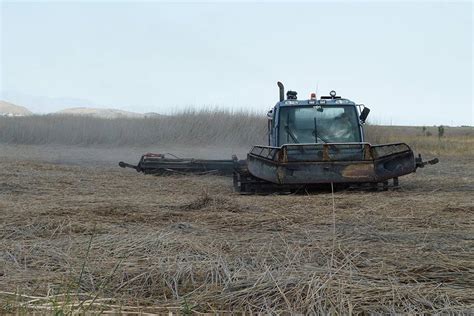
[
  {"x1": 0, "y1": 109, "x2": 267, "y2": 147},
  {"x1": 0, "y1": 110, "x2": 471, "y2": 156}
]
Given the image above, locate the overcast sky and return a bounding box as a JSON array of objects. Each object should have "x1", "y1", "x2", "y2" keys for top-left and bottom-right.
[{"x1": 1, "y1": 1, "x2": 472, "y2": 126}]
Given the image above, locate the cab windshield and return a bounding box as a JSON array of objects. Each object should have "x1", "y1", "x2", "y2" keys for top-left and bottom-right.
[{"x1": 278, "y1": 105, "x2": 360, "y2": 145}]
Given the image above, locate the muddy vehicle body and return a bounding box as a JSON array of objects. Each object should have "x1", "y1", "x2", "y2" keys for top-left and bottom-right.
[{"x1": 120, "y1": 82, "x2": 437, "y2": 193}]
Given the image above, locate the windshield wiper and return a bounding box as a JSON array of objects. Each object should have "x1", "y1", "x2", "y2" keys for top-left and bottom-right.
[
  {"x1": 313, "y1": 117, "x2": 330, "y2": 143},
  {"x1": 284, "y1": 126, "x2": 299, "y2": 143}
]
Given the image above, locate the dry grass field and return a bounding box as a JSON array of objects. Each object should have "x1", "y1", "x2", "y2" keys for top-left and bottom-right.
[{"x1": 0, "y1": 113, "x2": 473, "y2": 314}]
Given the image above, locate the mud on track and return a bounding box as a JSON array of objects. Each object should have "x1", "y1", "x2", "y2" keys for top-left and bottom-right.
[{"x1": 0, "y1": 145, "x2": 473, "y2": 313}]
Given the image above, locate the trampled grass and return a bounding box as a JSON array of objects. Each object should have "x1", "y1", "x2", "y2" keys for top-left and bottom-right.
[{"x1": 0, "y1": 154, "x2": 472, "y2": 314}]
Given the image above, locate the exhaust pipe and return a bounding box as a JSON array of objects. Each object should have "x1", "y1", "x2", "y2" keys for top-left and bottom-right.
[{"x1": 277, "y1": 81, "x2": 284, "y2": 102}]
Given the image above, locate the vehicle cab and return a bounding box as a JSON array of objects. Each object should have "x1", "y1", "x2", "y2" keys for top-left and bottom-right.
[{"x1": 267, "y1": 83, "x2": 370, "y2": 147}]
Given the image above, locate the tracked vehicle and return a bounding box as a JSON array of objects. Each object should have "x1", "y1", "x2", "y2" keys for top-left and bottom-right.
[{"x1": 119, "y1": 82, "x2": 438, "y2": 193}]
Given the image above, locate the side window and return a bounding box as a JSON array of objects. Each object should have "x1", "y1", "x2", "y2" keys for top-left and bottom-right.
[
  {"x1": 267, "y1": 109, "x2": 275, "y2": 146},
  {"x1": 267, "y1": 110, "x2": 273, "y2": 133}
]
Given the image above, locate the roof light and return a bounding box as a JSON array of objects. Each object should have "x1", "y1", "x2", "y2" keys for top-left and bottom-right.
[
  {"x1": 330, "y1": 90, "x2": 336, "y2": 97},
  {"x1": 310, "y1": 93, "x2": 316, "y2": 100}
]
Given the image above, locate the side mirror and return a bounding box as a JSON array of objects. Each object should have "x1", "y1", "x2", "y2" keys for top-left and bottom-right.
[
  {"x1": 359, "y1": 107, "x2": 370, "y2": 123},
  {"x1": 267, "y1": 110, "x2": 273, "y2": 120}
]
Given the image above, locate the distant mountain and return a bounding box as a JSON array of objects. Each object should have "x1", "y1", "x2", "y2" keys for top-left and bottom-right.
[
  {"x1": 0, "y1": 100, "x2": 33, "y2": 116},
  {"x1": 0, "y1": 91, "x2": 164, "y2": 118},
  {"x1": 144, "y1": 112, "x2": 163, "y2": 118},
  {"x1": 56, "y1": 107, "x2": 145, "y2": 119},
  {"x1": 0, "y1": 91, "x2": 98, "y2": 113}
]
